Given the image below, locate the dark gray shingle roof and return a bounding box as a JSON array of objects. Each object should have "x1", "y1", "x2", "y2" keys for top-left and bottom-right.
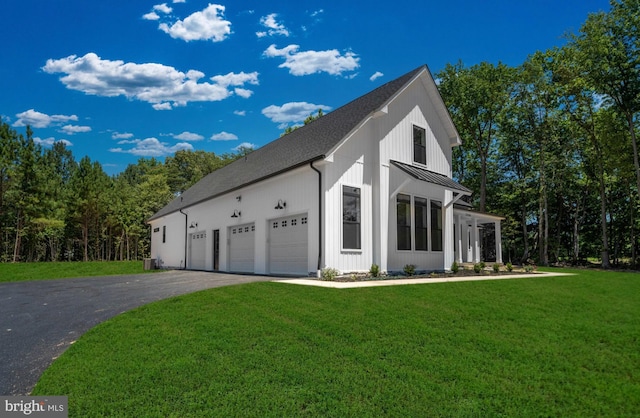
[
  {"x1": 149, "y1": 66, "x2": 426, "y2": 221},
  {"x1": 390, "y1": 160, "x2": 472, "y2": 194}
]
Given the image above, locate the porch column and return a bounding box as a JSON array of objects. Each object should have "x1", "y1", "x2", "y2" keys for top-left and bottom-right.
[
  {"x1": 495, "y1": 220, "x2": 503, "y2": 263},
  {"x1": 472, "y1": 218, "x2": 480, "y2": 263},
  {"x1": 456, "y1": 215, "x2": 463, "y2": 263}
]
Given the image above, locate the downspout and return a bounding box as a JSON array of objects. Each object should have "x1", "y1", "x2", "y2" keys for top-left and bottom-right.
[
  {"x1": 310, "y1": 161, "x2": 322, "y2": 274},
  {"x1": 179, "y1": 208, "x2": 188, "y2": 270}
]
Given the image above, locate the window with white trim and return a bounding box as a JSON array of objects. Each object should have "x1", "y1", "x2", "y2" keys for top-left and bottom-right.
[
  {"x1": 342, "y1": 186, "x2": 361, "y2": 250},
  {"x1": 431, "y1": 200, "x2": 443, "y2": 251},
  {"x1": 413, "y1": 125, "x2": 426, "y2": 165},
  {"x1": 397, "y1": 194, "x2": 412, "y2": 250},
  {"x1": 414, "y1": 197, "x2": 428, "y2": 251}
]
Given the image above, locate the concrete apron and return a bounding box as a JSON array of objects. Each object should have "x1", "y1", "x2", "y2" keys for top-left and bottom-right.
[{"x1": 274, "y1": 271, "x2": 576, "y2": 289}]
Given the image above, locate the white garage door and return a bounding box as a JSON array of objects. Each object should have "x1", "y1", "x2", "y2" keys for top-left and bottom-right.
[
  {"x1": 269, "y1": 214, "x2": 308, "y2": 276},
  {"x1": 229, "y1": 223, "x2": 255, "y2": 273},
  {"x1": 189, "y1": 231, "x2": 207, "y2": 270}
]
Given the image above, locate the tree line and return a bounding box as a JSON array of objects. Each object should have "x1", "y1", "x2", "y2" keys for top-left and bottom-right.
[
  {"x1": 0, "y1": 123, "x2": 249, "y2": 262},
  {"x1": 3, "y1": 0, "x2": 637, "y2": 268},
  {"x1": 437, "y1": 0, "x2": 639, "y2": 267}
]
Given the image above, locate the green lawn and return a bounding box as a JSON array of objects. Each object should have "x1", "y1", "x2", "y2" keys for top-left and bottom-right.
[
  {"x1": 33, "y1": 269, "x2": 640, "y2": 417},
  {"x1": 0, "y1": 261, "x2": 152, "y2": 283}
]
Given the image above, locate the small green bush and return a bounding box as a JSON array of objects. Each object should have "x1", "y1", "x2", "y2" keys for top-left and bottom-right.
[
  {"x1": 403, "y1": 264, "x2": 416, "y2": 276},
  {"x1": 369, "y1": 264, "x2": 380, "y2": 278},
  {"x1": 524, "y1": 265, "x2": 535, "y2": 273},
  {"x1": 506, "y1": 262, "x2": 513, "y2": 272},
  {"x1": 493, "y1": 263, "x2": 500, "y2": 273},
  {"x1": 451, "y1": 261, "x2": 460, "y2": 274},
  {"x1": 321, "y1": 267, "x2": 340, "y2": 281},
  {"x1": 473, "y1": 263, "x2": 483, "y2": 274}
]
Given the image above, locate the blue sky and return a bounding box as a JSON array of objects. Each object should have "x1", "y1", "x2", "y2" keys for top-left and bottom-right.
[{"x1": 1, "y1": 0, "x2": 610, "y2": 175}]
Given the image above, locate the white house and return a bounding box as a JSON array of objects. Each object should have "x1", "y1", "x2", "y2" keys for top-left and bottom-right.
[{"x1": 148, "y1": 65, "x2": 503, "y2": 276}]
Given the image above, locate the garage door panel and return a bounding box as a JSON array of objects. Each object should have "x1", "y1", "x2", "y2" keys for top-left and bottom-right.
[
  {"x1": 229, "y1": 223, "x2": 255, "y2": 273},
  {"x1": 269, "y1": 214, "x2": 308, "y2": 276},
  {"x1": 189, "y1": 231, "x2": 206, "y2": 270}
]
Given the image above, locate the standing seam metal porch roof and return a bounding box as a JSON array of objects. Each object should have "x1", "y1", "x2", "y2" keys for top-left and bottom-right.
[
  {"x1": 149, "y1": 65, "x2": 447, "y2": 221},
  {"x1": 390, "y1": 160, "x2": 472, "y2": 194}
]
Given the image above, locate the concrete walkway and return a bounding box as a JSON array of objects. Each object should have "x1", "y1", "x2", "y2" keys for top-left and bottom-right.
[
  {"x1": 275, "y1": 271, "x2": 576, "y2": 289},
  {"x1": 0, "y1": 271, "x2": 274, "y2": 396}
]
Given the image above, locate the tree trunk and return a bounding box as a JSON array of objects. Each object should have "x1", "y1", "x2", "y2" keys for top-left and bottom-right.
[
  {"x1": 626, "y1": 112, "x2": 640, "y2": 201},
  {"x1": 521, "y1": 207, "x2": 529, "y2": 263},
  {"x1": 479, "y1": 153, "x2": 487, "y2": 212},
  {"x1": 598, "y1": 175, "x2": 611, "y2": 268},
  {"x1": 13, "y1": 211, "x2": 22, "y2": 262}
]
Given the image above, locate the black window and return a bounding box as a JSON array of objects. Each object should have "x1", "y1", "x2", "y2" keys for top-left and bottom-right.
[
  {"x1": 397, "y1": 194, "x2": 412, "y2": 250},
  {"x1": 431, "y1": 200, "x2": 443, "y2": 251},
  {"x1": 343, "y1": 186, "x2": 361, "y2": 250},
  {"x1": 413, "y1": 125, "x2": 426, "y2": 165},
  {"x1": 415, "y1": 197, "x2": 428, "y2": 251},
  {"x1": 162, "y1": 226, "x2": 166, "y2": 243}
]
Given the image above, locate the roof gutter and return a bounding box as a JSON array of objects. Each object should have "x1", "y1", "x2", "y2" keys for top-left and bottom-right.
[
  {"x1": 310, "y1": 160, "x2": 323, "y2": 274},
  {"x1": 179, "y1": 209, "x2": 187, "y2": 270}
]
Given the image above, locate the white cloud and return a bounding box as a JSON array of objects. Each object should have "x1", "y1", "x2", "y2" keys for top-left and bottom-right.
[
  {"x1": 158, "y1": 4, "x2": 231, "y2": 42},
  {"x1": 43, "y1": 53, "x2": 258, "y2": 109},
  {"x1": 262, "y1": 102, "x2": 331, "y2": 125},
  {"x1": 234, "y1": 88, "x2": 253, "y2": 98},
  {"x1": 174, "y1": 131, "x2": 204, "y2": 141},
  {"x1": 143, "y1": 11, "x2": 160, "y2": 21},
  {"x1": 60, "y1": 124, "x2": 91, "y2": 135},
  {"x1": 257, "y1": 13, "x2": 290, "y2": 38},
  {"x1": 211, "y1": 131, "x2": 238, "y2": 141},
  {"x1": 264, "y1": 44, "x2": 359, "y2": 76},
  {"x1": 173, "y1": 0, "x2": 186, "y2": 3},
  {"x1": 234, "y1": 110, "x2": 246, "y2": 116},
  {"x1": 110, "y1": 137, "x2": 193, "y2": 157},
  {"x1": 112, "y1": 132, "x2": 134, "y2": 139},
  {"x1": 370, "y1": 71, "x2": 384, "y2": 81},
  {"x1": 153, "y1": 3, "x2": 173, "y2": 14},
  {"x1": 33, "y1": 137, "x2": 73, "y2": 147},
  {"x1": 14, "y1": 109, "x2": 78, "y2": 128},
  {"x1": 234, "y1": 142, "x2": 255, "y2": 151}
]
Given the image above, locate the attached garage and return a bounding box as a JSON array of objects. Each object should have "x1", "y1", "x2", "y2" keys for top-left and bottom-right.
[
  {"x1": 189, "y1": 231, "x2": 207, "y2": 270},
  {"x1": 229, "y1": 223, "x2": 255, "y2": 273},
  {"x1": 269, "y1": 214, "x2": 308, "y2": 276}
]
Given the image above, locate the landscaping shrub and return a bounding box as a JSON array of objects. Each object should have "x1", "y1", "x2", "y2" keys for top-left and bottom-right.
[
  {"x1": 473, "y1": 263, "x2": 483, "y2": 274},
  {"x1": 369, "y1": 264, "x2": 380, "y2": 278},
  {"x1": 321, "y1": 267, "x2": 339, "y2": 281},
  {"x1": 506, "y1": 262, "x2": 513, "y2": 272},
  {"x1": 493, "y1": 263, "x2": 500, "y2": 273},
  {"x1": 451, "y1": 261, "x2": 460, "y2": 274},
  {"x1": 403, "y1": 264, "x2": 416, "y2": 276}
]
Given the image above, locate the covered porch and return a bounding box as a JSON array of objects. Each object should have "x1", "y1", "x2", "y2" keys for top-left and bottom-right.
[{"x1": 453, "y1": 203, "x2": 504, "y2": 264}]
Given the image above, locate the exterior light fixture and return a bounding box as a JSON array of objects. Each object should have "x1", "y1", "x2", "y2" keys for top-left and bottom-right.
[
  {"x1": 274, "y1": 199, "x2": 286, "y2": 210},
  {"x1": 236, "y1": 196, "x2": 242, "y2": 202},
  {"x1": 189, "y1": 221, "x2": 198, "y2": 229},
  {"x1": 231, "y1": 210, "x2": 241, "y2": 218}
]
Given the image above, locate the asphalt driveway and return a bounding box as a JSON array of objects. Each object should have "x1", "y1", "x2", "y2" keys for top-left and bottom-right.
[{"x1": 0, "y1": 270, "x2": 274, "y2": 395}]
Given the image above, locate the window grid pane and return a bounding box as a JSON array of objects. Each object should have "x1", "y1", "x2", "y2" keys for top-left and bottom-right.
[
  {"x1": 415, "y1": 197, "x2": 428, "y2": 251},
  {"x1": 397, "y1": 194, "x2": 412, "y2": 250},
  {"x1": 343, "y1": 186, "x2": 361, "y2": 250},
  {"x1": 431, "y1": 200, "x2": 443, "y2": 251},
  {"x1": 413, "y1": 125, "x2": 426, "y2": 165}
]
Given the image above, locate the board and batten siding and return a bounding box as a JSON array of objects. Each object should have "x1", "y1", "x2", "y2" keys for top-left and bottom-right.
[
  {"x1": 378, "y1": 79, "x2": 452, "y2": 176},
  {"x1": 149, "y1": 165, "x2": 319, "y2": 275}
]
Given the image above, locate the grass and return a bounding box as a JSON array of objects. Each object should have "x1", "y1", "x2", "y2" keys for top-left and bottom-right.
[
  {"x1": 0, "y1": 260, "x2": 152, "y2": 283},
  {"x1": 33, "y1": 269, "x2": 640, "y2": 417}
]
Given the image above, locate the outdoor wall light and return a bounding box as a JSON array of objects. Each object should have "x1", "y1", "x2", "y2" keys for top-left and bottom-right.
[
  {"x1": 231, "y1": 210, "x2": 241, "y2": 218},
  {"x1": 236, "y1": 195, "x2": 242, "y2": 202},
  {"x1": 274, "y1": 199, "x2": 286, "y2": 210},
  {"x1": 189, "y1": 221, "x2": 198, "y2": 229}
]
